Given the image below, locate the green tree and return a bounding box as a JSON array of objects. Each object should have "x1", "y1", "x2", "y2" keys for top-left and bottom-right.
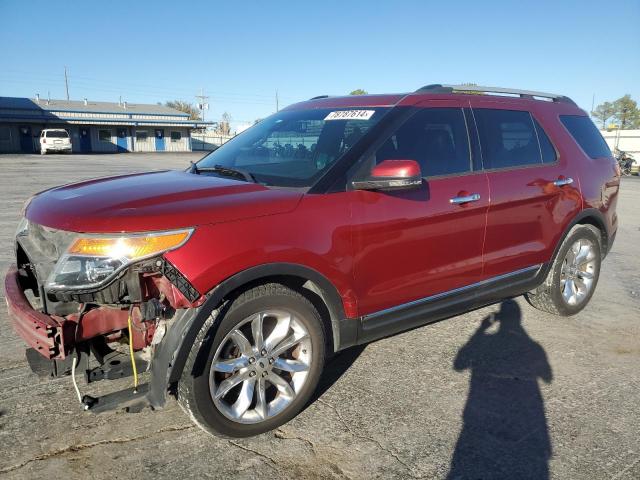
[
  {"x1": 591, "y1": 101, "x2": 616, "y2": 129},
  {"x1": 612, "y1": 95, "x2": 640, "y2": 129},
  {"x1": 349, "y1": 89, "x2": 368, "y2": 95},
  {"x1": 165, "y1": 100, "x2": 201, "y2": 120}
]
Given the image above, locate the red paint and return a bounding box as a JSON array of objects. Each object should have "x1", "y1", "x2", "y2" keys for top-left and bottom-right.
[
  {"x1": 371, "y1": 159, "x2": 421, "y2": 178},
  {"x1": 11, "y1": 90, "x2": 618, "y2": 353},
  {"x1": 26, "y1": 170, "x2": 302, "y2": 233}
]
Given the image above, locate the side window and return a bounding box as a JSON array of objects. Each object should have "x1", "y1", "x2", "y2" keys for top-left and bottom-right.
[
  {"x1": 533, "y1": 119, "x2": 557, "y2": 163},
  {"x1": 560, "y1": 115, "x2": 611, "y2": 159},
  {"x1": 374, "y1": 108, "x2": 471, "y2": 177},
  {"x1": 474, "y1": 109, "x2": 541, "y2": 169}
]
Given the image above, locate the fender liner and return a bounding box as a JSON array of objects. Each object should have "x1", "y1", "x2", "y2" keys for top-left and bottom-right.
[{"x1": 147, "y1": 263, "x2": 355, "y2": 408}]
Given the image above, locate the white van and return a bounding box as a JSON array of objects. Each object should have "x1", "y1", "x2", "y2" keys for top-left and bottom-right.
[{"x1": 40, "y1": 129, "x2": 72, "y2": 154}]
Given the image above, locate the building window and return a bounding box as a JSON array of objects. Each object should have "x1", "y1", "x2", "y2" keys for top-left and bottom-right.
[
  {"x1": 136, "y1": 130, "x2": 148, "y2": 141},
  {"x1": 99, "y1": 129, "x2": 112, "y2": 142},
  {"x1": 0, "y1": 127, "x2": 11, "y2": 143},
  {"x1": 170, "y1": 131, "x2": 182, "y2": 142}
]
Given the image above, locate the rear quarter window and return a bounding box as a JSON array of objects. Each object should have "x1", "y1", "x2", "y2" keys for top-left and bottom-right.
[{"x1": 560, "y1": 115, "x2": 611, "y2": 159}]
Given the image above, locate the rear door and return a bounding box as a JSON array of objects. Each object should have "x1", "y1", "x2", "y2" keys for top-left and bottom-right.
[
  {"x1": 472, "y1": 103, "x2": 581, "y2": 278},
  {"x1": 351, "y1": 101, "x2": 489, "y2": 318}
]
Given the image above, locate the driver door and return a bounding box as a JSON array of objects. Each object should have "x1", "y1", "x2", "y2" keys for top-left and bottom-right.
[{"x1": 350, "y1": 101, "x2": 489, "y2": 335}]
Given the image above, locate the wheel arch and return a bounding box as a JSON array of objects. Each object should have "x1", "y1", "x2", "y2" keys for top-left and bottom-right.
[
  {"x1": 147, "y1": 262, "x2": 354, "y2": 408},
  {"x1": 546, "y1": 208, "x2": 610, "y2": 274}
]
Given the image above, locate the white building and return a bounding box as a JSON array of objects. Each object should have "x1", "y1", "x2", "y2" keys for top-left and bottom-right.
[
  {"x1": 600, "y1": 129, "x2": 640, "y2": 156},
  {"x1": 0, "y1": 96, "x2": 212, "y2": 153}
]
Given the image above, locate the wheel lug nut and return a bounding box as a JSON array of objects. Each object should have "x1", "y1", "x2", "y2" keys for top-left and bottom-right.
[
  {"x1": 249, "y1": 371, "x2": 256, "y2": 377},
  {"x1": 261, "y1": 349, "x2": 267, "y2": 356},
  {"x1": 249, "y1": 357, "x2": 255, "y2": 364},
  {"x1": 262, "y1": 371, "x2": 268, "y2": 377},
  {"x1": 268, "y1": 358, "x2": 274, "y2": 364}
]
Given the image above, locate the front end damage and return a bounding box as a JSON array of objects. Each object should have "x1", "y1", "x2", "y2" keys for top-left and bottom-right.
[{"x1": 4, "y1": 220, "x2": 204, "y2": 412}]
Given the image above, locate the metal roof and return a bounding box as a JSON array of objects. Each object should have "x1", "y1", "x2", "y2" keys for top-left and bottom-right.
[{"x1": 0, "y1": 96, "x2": 190, "y2": 116}]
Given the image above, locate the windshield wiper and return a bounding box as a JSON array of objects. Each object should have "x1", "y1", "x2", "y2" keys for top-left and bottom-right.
[{"x1": 189, "y1": 162, "x2": 256, "y2": 183}]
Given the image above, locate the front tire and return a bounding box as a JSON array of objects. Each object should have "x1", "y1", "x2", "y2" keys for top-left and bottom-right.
[
  {"x1": 525, "y1": 225, "x2": 602, "y2": 316},
  {"x1": 178, "y1": 283, "x2": 326, "y2": 438}
]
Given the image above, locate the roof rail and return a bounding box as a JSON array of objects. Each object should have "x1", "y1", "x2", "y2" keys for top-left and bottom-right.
[
  {"x1": 415, "y1": 84, "x2": 576, "y2": 105},
  {"x1": 309, "y1": 95, "x2": 329, "y2": 100}
]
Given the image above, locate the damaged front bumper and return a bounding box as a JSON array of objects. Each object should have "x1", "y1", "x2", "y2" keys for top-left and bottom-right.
[{"x1": 4, "y1": 265, "x2": 71, "y2": 359}]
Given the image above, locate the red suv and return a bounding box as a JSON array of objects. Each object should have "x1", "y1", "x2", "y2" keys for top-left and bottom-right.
[{"x1": 5, "y1": 84, "x2": 619, "y2": 437}]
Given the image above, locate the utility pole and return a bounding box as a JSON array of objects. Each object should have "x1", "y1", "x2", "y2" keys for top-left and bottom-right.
[
  {"x1": 276, "y1": 90, "x2": 279, "y2": 112},
  {"x1": 195, "y1": 87, "x2": 209, "y2": 122},
  {"x1": 64, "y1": 66, "x2": 70, "y2": 101}
]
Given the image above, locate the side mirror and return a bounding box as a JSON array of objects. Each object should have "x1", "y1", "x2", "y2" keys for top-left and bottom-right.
[{"x1": 352, "y1": 159, "x2": 422, "y2": 191}]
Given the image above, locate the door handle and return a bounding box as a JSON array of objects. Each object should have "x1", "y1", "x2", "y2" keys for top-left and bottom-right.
[
  {"x1": 553, "y1": 177, "x2": 574, "y2": 187},
  {"x1": 450, "y1": 193, "x2": 481, "y2": 204}
]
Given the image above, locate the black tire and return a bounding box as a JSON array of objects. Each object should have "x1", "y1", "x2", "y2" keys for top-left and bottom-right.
[
  {"x1": 525, "y1": 225, "x2": 602, "y2": 316},
  {"x1": 178, "y1": 283, "x2": 326, "y2": 438}
]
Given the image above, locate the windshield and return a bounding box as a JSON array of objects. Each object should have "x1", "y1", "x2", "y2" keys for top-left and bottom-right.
[
  {"x1": 46, "y1": 130, "x2": 69, "y2": 138},
  {"x1": 196, "y1": 107, "x2": 389, "y2": 187}
]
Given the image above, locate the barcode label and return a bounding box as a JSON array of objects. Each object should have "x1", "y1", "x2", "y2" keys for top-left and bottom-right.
[{"x1": 324, "y1": 110, "x2": 375, "y2": 121}]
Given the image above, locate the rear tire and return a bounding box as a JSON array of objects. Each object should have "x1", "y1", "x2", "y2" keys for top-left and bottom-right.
[
  {"x1": 525, "y1": 225, "x2": 602, "y2": 316},
  {"x1": 178, "y1": 283, "x2": 326, "y2": 438}
]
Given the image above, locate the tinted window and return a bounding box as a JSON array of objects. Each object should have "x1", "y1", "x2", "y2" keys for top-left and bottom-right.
[
  {"x1": 46, "y1": 130, "x2": 68, "y2": 138},
  {"x1": 560, "y1": 115, "x2": 611, "y2": 159},
  {"x1": 474, "y1": 109, "x2": 541, "y2": 169},
  {"x1": 374, "y1": 108, "x2": 471, "y2": 177},
  {"x1": 533, "y1": 119, "x2": 557, "y2": 163}
]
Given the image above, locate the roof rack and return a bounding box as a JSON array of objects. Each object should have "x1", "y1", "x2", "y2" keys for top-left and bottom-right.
[
  {"x1": 309, "y1": 95, "x2": 329, "y2": 100},
  {"x1": 415, "y1": 84, "x2": 576, "y2": 105}
]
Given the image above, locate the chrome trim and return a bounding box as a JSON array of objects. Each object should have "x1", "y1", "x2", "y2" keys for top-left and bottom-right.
[
  {"x1": 362, "y1": 264, "x2": 542, "y2": 321},
  {"x1": 450, "y1": 193, "x2": 481, "y2": 204},
  {"x1": 553, "y1": 177, "x2": 574, "y2": 187}
]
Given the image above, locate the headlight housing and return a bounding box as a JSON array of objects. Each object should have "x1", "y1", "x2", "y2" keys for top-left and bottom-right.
[{"x1": 46, "y1": 229, "x2": 192, "y2": 290}]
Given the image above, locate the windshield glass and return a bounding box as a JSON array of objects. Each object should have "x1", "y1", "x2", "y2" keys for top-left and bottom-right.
[{"x1": 196, "y1": 107, "x2": 389, "y2": 187}]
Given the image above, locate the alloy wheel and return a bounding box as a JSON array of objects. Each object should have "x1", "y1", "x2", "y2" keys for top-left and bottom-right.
[
  {"x1": 209, "y1": 309, "x2": 312, "y2": 424},
  {"x1": 560, "y1": 238, "x2": 597, "y2": 306}
]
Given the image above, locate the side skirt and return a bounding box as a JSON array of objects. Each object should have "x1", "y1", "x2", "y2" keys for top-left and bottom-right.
[{"x1": 348, "y1": 264, "x2": 548, "y2": 346}]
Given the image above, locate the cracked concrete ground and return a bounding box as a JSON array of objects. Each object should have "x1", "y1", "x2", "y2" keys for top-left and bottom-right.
[{"x1": 0, "y1": 153, "x2": 638, "y2": 479}]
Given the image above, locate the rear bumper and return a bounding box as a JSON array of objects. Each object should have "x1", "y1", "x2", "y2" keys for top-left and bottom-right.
[
  {"x1": 4, "y1": 265, "x2": 69, "y2": 359},
  {"x1": 43, "y1": 147, "x2": 72, "y2": 151}
]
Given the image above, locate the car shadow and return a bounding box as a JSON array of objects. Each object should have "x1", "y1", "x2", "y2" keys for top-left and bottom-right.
[
  {"x1": 447, "y1": 299, "x2": 553, "y2": 480},
  {"x1": 306, "y1": 344, "x2": 366, "y2": 410}
]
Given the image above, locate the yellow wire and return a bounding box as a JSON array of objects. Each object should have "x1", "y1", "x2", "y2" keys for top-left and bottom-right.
[{"x1": 127, "y1": 311, "x2": 139, "y2": 392}]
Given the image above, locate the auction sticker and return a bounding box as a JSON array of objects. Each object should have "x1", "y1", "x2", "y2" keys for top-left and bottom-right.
[{"x1": 324, "y1": 110, "x2": 375, "y2": 121}]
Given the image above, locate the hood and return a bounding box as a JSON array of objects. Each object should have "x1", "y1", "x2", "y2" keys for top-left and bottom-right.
[{"x1": 25, "y1": 170, "x2": 303, "y2": 233}]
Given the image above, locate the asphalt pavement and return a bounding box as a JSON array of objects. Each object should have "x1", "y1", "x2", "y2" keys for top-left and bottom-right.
[{"x1": 0, "y1": 153, "x2": 638, "y2": 479}]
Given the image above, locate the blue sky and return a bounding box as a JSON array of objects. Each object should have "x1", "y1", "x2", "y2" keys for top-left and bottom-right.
[{"x1": 1, "y1": 0, "x2": 638, "y2": 128}]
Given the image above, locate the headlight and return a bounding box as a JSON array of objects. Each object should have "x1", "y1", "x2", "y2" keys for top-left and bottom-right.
[{"x1": 46, "y1": 229, "x2": 192, "y2": 290}]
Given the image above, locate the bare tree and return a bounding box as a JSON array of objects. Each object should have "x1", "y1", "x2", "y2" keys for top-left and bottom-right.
[{"x1": 165, "y1": 100, "x2": 201, "y2": 120}]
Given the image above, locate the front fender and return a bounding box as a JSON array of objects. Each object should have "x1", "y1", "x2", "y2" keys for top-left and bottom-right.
[{"x1": 147, "y1": 262, "x2": 356, "y2": 409}]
